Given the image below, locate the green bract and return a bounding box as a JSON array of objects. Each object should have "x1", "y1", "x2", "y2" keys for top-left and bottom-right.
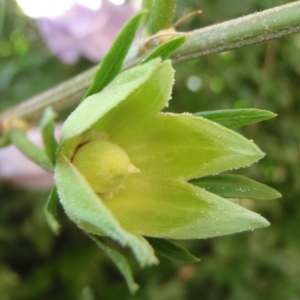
[{"x1": 55, "y1": 59, "x2": 269, "y2": 268}]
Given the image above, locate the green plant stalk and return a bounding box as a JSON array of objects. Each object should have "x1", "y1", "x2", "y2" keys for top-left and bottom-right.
[
  {"x1": 1, "y1": 1, "x2": 300, "y2": 130},
  {"x1": 171, "y1": 0, "x2": 300, "y2": 62}
]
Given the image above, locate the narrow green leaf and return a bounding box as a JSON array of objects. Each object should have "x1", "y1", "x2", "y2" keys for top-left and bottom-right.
[
  {"x1": 146, "y1": 0, "x2": 176, "y2": 35},
  {"x1": 40, "y1": 107, "x2": 58, "y2": 164},
  {"x1": 84, "y1": 11, "x2": 146, "y2": 99},
  {"x1": 44, "y1": 186, "x2": 60, "y2": 234},
  {"x1": 192, "y1": 174, "x2": 281, "y2": 200},
  {"x1": 141, "y1": 36, "x2": 186, "y2": 64},
  {"x1": 194, "y1": 109, "x2": 277, "y2": 128},
  {"x1": 8, "y1": 127, "x2": 53, "y2": 171},
  {"x1": 147, "y1": 237, "x2": 200, "y2": 264},
  {"x1": 89, "y1": 235, "x2": 139, "y2": 294}
]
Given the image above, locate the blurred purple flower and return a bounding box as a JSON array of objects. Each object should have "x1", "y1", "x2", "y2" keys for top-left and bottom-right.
[
  {"x1": 0, "y1": 125, "x2": 61, "y2": 189},
  {"x1": 38, "y1": 0, "x2": 136, "y2": 63},
  {"x1": 2, "y1": 0, "x2": 136, "y2": 188}
]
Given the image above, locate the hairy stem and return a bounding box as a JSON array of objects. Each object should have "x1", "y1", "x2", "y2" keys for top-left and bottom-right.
[
  {"x1": 171, "y1": 1, "x2": 300, "y2": 62},
  {"x1": 1, "y1": 1, "x2": 300, "y2": 130}
]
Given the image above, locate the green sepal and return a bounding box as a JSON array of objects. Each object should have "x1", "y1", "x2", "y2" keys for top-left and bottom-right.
[
  {"x1": 84, "y1": 11, "x2": 147, "y2": 99},
  {"x1": 89, "y1": 235, "x2": 139, "y2": 294},
  {"x1": 147, "y1": 237, "x2": 200, "y2": 264},
  {"x1": 118, "y1": 113, "x2": 265, "y2": 180},
  {"x1": 8, "y1": 127, "x2": 53, "y2": 171},
  {"x1": 192, "y1": 174, "x2": 281, "y2": 200},
  {"x1": 141, "y1": 35, "x2": 186, "y2": 64},
  {"x1": 40, "y1": 107, "x2": 58, "y2": 164},
  {"x1": 106, "y1": 177, "x2": 269, "y2": 240},
  {"x1": 145, "y1": 0, "x2": 176, "y2": 35},
  {"x1": 55, "y1": 153, "x2": 158, "y2": 267},
  {"x1": 194, "y1": 109, "x2": 276, "y2": 128},
  {"x1": 44, "y1": 186, "x2": 60, "y2": 234},
  {"x1": 60, "y1": 59, "x2": 172, "y2": 144}
]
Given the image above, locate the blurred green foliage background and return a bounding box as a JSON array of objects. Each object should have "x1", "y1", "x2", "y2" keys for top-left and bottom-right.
[{"x1": 1, "y1": 0, "x2": 300, "y2": 299}]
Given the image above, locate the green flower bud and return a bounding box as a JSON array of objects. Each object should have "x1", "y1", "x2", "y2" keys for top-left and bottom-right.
[
  {"x1": 72, "y1": 140, "x2": 138, "y2": 194},
  {"x1": 56, "y1": 59, "x2": 271, "y2": 270}
]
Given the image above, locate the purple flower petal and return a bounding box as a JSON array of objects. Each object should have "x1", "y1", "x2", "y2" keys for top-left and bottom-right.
[{"x1": 39, "y1": 0, "x2": 136, "y2": 63}]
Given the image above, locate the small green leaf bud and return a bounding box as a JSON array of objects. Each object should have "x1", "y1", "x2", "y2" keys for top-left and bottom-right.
[{"x1": 72, "y1": 140, "x2": 138, "y2": 194}]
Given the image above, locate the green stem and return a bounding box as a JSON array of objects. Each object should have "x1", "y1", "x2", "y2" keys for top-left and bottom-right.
[
  {"x1": 172, "y1": 0, "x2": 300, "y2": 62},
  {"x1": 1, "y1": 1, "x2": 300, "y2": 129},
  {"x1": 0, "y1": 66, "x2": 95, "y2": 128}
]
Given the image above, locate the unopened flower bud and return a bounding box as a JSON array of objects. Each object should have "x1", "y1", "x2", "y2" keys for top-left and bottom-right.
[{"x1": 72, "y1": 140, "x2": 138, "y2": 194}]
